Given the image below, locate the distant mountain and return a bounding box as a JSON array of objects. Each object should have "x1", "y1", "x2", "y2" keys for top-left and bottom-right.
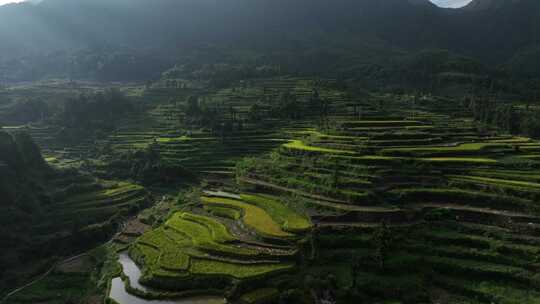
[
  {"x1": 0, "y1": 0, "x2": 538, "y2": 81},
  {"x1": 464, "y1": 0, "x2": 523, "y2": 10}
]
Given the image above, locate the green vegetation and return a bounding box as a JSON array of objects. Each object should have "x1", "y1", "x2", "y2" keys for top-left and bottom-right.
[
  {"x1": 165, "y1": 212, "x2": 258, "y2": 256},
  {"x1": 240, "y1": 194, "x2": 312, "y2": 233},
  {"x1": 201, "y1": 196, "x2": 294, "y2": 238},
  {"x1": 449, "y1": 175, "x2": 540, "y2": 190},
  {"x1": 7, "y1": 245, "x2": 118, "y2": 304},
  {"x1": 239, "y1": 288, "x2": 279, "y2": 304},
  {"x1": 180, "y1": 212, "x2": 236, "y2": 243},
  {"x1": 4, "y1": 72, "x2": 540, "y2": 304},
  {"x1": 227, "y1": 80, "x2": 540, "y2": 303},
  {"x1": 0, "y1": 130, "x2": 150, "y2": 297},
  {"x1": 129, "y1": 194, "x2": 304, "y2": 295},
  {"x1": 283, "y1": 140, "x2": 357, "y2": 155},
  {"x1": 189, "y1": 259, "x2": 293, "y2": 279},
  {"x1": 381, "y1": 143, "x2": 512, "y2": 157},
  {"x1": 205, "y1": 205, "x2": 242, "y2": 220},
  {"x1": 0, "y1": 0, "x2": 540, "y2": 302},
  {"x1": 8, "y1": 273, "x2": 91, "y2": 304},
  {"x1": 418, "y1": 157, "x2": 498, "y2": 164}
]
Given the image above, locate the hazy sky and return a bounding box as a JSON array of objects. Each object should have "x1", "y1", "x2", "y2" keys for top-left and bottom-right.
[
  {"x1": 0, "y1": 0, "x2": 25, "y2": 5},
  {"x1": 430, "y1": 0, "x2": 474, "y2": 8},
  {"x1": 0, "y1": 0, "x2": 474, "y2": 8}
]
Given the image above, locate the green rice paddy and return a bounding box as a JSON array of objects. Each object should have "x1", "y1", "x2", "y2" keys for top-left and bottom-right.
[{"x1": 12, "y1": 77, "x2": 540, "y2": 304}]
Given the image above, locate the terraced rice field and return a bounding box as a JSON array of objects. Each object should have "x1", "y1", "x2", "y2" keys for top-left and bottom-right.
[
  {"x1": 126, "y1": 192, "x2": 310, "y2": 297},
  {"x1": 12, "y1": 78, "x2": 540, "y2": 303},
  {"x1": 104, "y1": 80, "x2": 540, "y2": 302},
  {"x1": 20, "y1": 77, "x2": 349, "y2": 179},
  {"x1": 232, "y1": 90, "x2": 540, "y2": 303},
  {"x1": 32, "y1": 178, "x2": 151, "y2": 243}
]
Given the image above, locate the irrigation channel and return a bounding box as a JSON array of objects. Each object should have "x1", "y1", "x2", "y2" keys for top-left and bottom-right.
[{"x1": 110, "y1": 252, "x2": 226, "y2": 304}]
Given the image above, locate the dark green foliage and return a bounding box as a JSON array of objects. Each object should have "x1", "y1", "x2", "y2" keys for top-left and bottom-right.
[
  {"x1": 0, "y1": 131, "x2": 150, "y2": 298},
  {"x1": 506, "y1": 46, "x2": 540, "y2": 80},
  {"x1": 0, "y1": 131, "x2": 23, "y2": 169},
  {"x1": 107, "y1": 144, "x2": 195, "y2": 185},
  {"x1": 470, "y1": 99, "x2": 540, "y2": 139},
  {"x1": 401, "y1": 49, "x2": 488, "y2": 89},
  {"x1": 247, "y1": 103, "x2": 264, "y2": 123},
  {"x1": 0, "y1": 0, "x2": 539, "y2": 97},
  {"x1": 424, "y1": 208, "x2": 454, "y2": 222},
  {"x1": 60, "y1": 89, "x2": 134, "y2": 133},
  {"x1": 0, "y1": 98, "x2": 50, "y2": 125},
  {"x1": 373, "y1": 223, "x2": 393, "y2": 270},
  {"x1": 185, "y1": 95, "x2": 202, "y2": 119},
  {"x1": 9, "y1": 272, "x2": 90, "y2": 303},
  {"x1": 521, "y1": 112, "x2": 540, "y2": 138},
  {"x1": 0, "y1": 131, "x2": 46, "y2": 207},
  {"x1": 270, "y1": 91, "x2": 302, "y2": 120},
  {"x1": 12, "y1": 131, "x2": 46, "y2": 169}
]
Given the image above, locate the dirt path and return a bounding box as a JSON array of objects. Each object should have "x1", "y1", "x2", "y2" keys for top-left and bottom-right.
[
  {"x1": 413, "y1": 203, "x2": 540, "y2": 220},
  {"x1": 0, "y1": 252, "x2": 89, "y2": 304},
  {"x1": 0, "y1": 222, "x2": 129, "y2": 304},
  {"x1": 314, "y1": 221, "x2": 421, "y2": 228},
  {"x1": 1, "y1": 264, "x2": 57, "y2": 304}
]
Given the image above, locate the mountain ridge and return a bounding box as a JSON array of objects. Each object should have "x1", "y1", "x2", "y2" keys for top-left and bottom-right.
[
  {"x1": 0, "y1": 0, "x2": 538, "y2": 81},
  {"x1": 464, "y1": 0, "x2": 523, "y2": 10}
]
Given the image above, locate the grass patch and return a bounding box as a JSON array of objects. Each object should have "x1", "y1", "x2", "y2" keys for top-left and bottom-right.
[
  {"x1": 487, "y1": 137, "x2": 531, "y2": 144},
  {"x1": 283, "y1": 140, "x2": 356, "y2": 155},
  {"x1": 204, "y1": 205, "x2": 242, "y2": 220},
  {"x1": 165, "y1": 213, "x2": 256, "y2": 256},
  {"x1": 201, "y1": 196, "x2": 294, "y2": 238},
  {"x1": 239, "y1": 288, "x2": 279, "y2": 304},
  {"x1": 180, "y1": 212, "x2": 235, "y2": 243},
  {"x1": 9, "y1": 272, "x2": 91, "y2": 304},
  {"x1": 240, "y1": 194, "x2": 312, "y2": 233},
  {"x1": 418, "y1": 157, "x2": 498, "y2": 164},
  {"x1": 382, "y1": 143, "x2": 511, "y2": 157},
  {"x1": 448, "y1": 175, "x2": 540, "y2": 190},
  {"x1": 189, "y1": 258, "x2": 293, "y2": 279}
]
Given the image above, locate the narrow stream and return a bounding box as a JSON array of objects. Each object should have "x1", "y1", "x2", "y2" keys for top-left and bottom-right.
[
  {"x1": 117, "y1": 252, "x2": 151, "y2": 292},
  {"x1": 109, "y1": 252, "x2": 226, "y2": 304}
]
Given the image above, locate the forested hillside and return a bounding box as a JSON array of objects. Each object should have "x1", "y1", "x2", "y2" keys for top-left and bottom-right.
[
  {"x1": 1, "y1": 0, "x2": 539, "y2": 85},
  {"x1": 0, "y1": 130, "x2": 151, "y2": 294}
]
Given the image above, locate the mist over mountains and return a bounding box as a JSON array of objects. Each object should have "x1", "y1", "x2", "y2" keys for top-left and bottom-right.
[{"x1": 0, "y1": 0, "x2": 539, "y2": 82}]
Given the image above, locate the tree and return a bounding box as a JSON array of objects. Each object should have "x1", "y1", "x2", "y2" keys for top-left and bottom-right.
[
  {"x1": 229, "y1": 106, "x2": 238, "y2": 123},
  {"x1": 186, "y1": 95, "x2": 201, "y2": 117},
  {"x1": 522, "y1": 113, "x2": 540, "y2": 138},
  {"x1": 373, "y1": 222, "x2": 392, "y2": 270},
  {"x1": 351, "y1": 254, "x2": 362, "y2": 289},
  {"x1": 332, "y1": 160, "x2": 341, "y2": 189},
  {"x1": 318, "y1": 98, "x2": 330, "y2": 130},
  {"x1": 310, "y1": 88, "x2": 321, "y2": 111},
  {"x1": 276, "y1": 90, "x2": 301, "y2": 119},
  {"x1": 248, "y1": 103, "x2": 264, "y2": 123},
  {"x1": 7, "y1": 98, "x2": 50, "y2": 124}
]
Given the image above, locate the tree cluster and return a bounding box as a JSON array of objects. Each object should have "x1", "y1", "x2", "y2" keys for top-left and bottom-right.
[
  {"x1": 58, "y1": 89, "x2": 136, "y2": 140},
  {"x1": 1, "y1": 98, "x2": 50, "y2": 125},
  {"x1": 469, "y1": 97, "x2": 540, "y2": 138},
  {"x1": 182, "y1": 95, "x2": 245, "y2": 141}
]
